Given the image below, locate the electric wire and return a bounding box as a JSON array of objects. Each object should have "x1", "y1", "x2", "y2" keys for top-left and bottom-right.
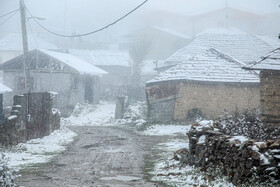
[
  {"x1": 25, "y1": 0, "x2": 149, "y2": 38},
  {"x1": 0, "y1": 8, "x2": 19, "y2": 19},
  {"x1": 27, "y1": 18, "x2": 39, "y2": 48},
  {"x1": 0, "y1": 9, "x2": 19, "y2": 27}
]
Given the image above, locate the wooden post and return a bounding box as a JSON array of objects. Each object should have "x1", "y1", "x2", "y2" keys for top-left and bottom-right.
[
  {"x1": 20, "y1": 0, "x2": 30, "y2": 119},
  {"x1": 0, "y1": 94, "x2": 3, "y2": 124}
]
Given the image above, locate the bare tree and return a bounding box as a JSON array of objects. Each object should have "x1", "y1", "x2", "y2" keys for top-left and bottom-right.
[{"x1": 129, "y1": 39, "x2": 151, "y2": 87}]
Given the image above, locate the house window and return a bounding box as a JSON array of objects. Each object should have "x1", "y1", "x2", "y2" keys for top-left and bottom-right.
[{"x1": 17, "y1": 77, "x2": 34, "y2": 91}]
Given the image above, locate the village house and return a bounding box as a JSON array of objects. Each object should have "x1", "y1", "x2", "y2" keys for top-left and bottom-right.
[
  {"x1": 146, "y1": 48, "x2": 260, "y2": 122},
  {"x1": 244, "y1": 48, "x2": 280, "y2": 128},
  {"x1": 0, "y1": 49, "x2": 107, "y2": 116},
  {"x1": 0, "y1": 33, "x2": 59, "y2": 64},
  {"x1": 158, "y1": 28, "x2": 280, "y2": 72},
  {"x1": 68, "y1": 49, "x2": 132, "y2": 99},
  {"x1": 121, "y1": 26, "x2": 191, "y2": 61}
]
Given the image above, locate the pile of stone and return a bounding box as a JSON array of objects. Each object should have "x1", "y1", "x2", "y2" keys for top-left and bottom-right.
[{"x1": 175, "y1": 121, "x2": 280, "y2": 185}]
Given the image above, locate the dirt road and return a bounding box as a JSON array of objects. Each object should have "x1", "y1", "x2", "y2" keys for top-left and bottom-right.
[{"x1": 17, "y1": 126, "x2": 164, "y2": 187}]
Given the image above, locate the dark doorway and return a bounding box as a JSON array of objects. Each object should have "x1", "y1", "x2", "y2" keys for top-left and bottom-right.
[{"x1": 84, "y1": 76, "x2": 94, "y2": 104}]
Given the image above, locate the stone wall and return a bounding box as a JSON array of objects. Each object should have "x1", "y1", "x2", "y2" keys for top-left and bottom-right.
[
  {"x1": 174, "y1": 82, "x2": 260, "y2": 120},
  {"x1": 177, "y1": 121, "x2": 280, "y2": 185},
  {"x1": 260, "y1": 70, "x2": 280, "y2": 128},
  {"x1": 0, "y1": 92, "x2": 60, "y2": 146}
]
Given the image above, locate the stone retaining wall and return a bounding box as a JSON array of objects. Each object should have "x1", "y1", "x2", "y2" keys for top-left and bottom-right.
[{"x1": 177, "y1": 121, "x2": 280, "y2": 185}]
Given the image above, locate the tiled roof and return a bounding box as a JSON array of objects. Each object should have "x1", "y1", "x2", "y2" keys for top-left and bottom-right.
[
  {"x1": 148, "y1": 48, "x2": 259, "y2": 85},
  {"x1": 244, "y1": 48, "x2": 280, "y2": 70},
  {"x1": 164, "y1": 28, "x2": 280, "y2": 67}
]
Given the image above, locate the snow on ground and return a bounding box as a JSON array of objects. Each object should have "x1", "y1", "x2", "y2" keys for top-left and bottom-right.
[
  {"x1": 142, "y1": 124, "x2": 191, "y2": 136},
  {"x1": 64, "y1": 101, "x2": 115, "y2": 126},
  {"x1": 3, "y1": 127, "x2": 77, "y2": 170},
  {"x1": 2, "y1": 101, "x2": 115, "y2": 170},
  {"x1": 150, "y1": 138, "x2": 235, "y2": 187},
  {"x1": 151, "y1": 158, "x2": 235, "y2": 187}
]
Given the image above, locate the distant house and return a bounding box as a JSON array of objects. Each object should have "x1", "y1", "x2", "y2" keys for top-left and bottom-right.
[
  {"x1": 0, "y1": 49, "x2": 107, "y2": 116},
  {"x1": 0, "y1": 33, "x2": 59, "y2": 63},
  {"x1": 68, "y1": 49, "x2": 132, "y2": 99},
  {"x1": 187, "y1": 6, "x2": 266, "y2": 36},
  {"x1": 159, "y1": 28, "x2": 280, "y2": 71},
  {"x1": 146, "y1": 48, "x2": 260, "y2": 122},
  {"x1": 244, "y1": 48, "x2": 280, "y2": 128},
  {"x1": 121, "y1": 26, "x2": 191, "y2": 61}
]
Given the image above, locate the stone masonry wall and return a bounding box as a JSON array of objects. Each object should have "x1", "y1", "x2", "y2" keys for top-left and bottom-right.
[
  {"x1": 174, "y1": 82, "x2": 260, "y2": 120},
  {"x1": 0, "y1": 92, "x2": 60, "y2": 146},
  {"x1": 177, "y1": 121, "x2": 280, "y2": 185},
  {"x1": 260, "y1": 70, "x2": 280, "y2": 128}
]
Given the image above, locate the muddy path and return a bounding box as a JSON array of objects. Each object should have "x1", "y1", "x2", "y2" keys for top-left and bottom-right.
[{"x1": 17, "y1": 126, "x2": 165, "y2": 187}]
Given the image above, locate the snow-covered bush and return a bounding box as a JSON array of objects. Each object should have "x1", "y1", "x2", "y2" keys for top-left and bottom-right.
[
  {"x1": 215, "y1": 109, "x2": 280, "y2": 141},
  {"x1": 0, "y1": 154, "x2": 17, "y2": 187}
]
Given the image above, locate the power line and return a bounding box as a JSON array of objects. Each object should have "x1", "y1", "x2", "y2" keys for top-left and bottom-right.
[
  {"x1": 25, "y1": 0, "x2": 149, "y2": 38},
  {"x1": 0, "y1": 8, "x2": 19, "y2": 19},
  {"x1": 0, "y1": 9, "x2": 19, "y2": 27},
  {"x1": 27, "y1": 18, "x2": 39, "y2": 48}
]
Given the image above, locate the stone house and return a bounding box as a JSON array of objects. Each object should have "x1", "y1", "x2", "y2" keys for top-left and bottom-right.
[
  {"x1": 68, "y1": 49, "x2": 132, "y2": 99},
  {"x1": 158, "y1": 28, "x2": 280, "y2": 72},
  {"x1": 146, "y1": 48, "x2": 260, "y2": 122},
  {"x1": 244, "y1": 48, "x2": 280, "y2": 128},
  {"x1": 0, "y1": 49, "x2": 107, "y2": 116}
]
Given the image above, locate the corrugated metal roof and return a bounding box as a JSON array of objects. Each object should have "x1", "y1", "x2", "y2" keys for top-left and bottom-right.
[{"x1": 39, "y1": 49, "x2": 107, "y2": 76}]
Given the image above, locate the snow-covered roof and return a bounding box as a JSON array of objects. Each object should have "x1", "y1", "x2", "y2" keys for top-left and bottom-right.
[
  {"x1": 0, "y1": 33, "x2": 58, "y2": 51},
  {"x1": 164, "y1": 28, "x2": 280, "y2": 67},
  {"x1": 0, "y1": 83, "x2": 12, "y2": 94},
  {"x1": 67, "y1": 49, "x2": 94, "y2": 64},
  {"x1": 89, "y1": 50, "x2": 132, "y2": 67},
  {"x1": 39, "y1": 49, "x2": 107, "y2": 76},
  {"x1": 148, "y1": 48, "x2": 259, "y2": 85},
  {"x1": 152, "y1": 26, "x2": 191, "y2": 40},
  {"x1": 244, "y1": 48, "x2": 280, "y2": 71}
]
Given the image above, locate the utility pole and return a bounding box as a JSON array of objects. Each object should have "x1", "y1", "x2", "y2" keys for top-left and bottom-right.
[{"x1": 20, "y1": 0, "x2": 30, "y2": 119}]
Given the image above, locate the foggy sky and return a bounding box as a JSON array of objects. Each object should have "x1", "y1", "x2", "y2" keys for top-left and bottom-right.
[{"x1": 0, "y1": 0, "x2": 279, "y2": 42}]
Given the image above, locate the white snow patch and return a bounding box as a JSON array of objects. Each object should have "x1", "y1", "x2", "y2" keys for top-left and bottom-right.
[
  {"x1": 260, "y1": 153, "x2": 270, "y2": 165},
  {"x1": 64, "y1": 101, "x2": 115, "y2": 126},
  {"x1": 228, "y1": 136, "x2": 248, "y2": 144},
  {"x1": 100, "y1": 175, "x2": 141, "y2": 181},
  {"x1": 197, "y1": 135, "x2": 206, "y2": 144},
  {"x1": 143, "y1": 125, "x2": 190, "y2": 136},
  {"x1": 3, "y1": 127, "x2": 77, "y2": 169},
  {"x1": 156, "y1": 139, "x2": 189, "y2": 152}
]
